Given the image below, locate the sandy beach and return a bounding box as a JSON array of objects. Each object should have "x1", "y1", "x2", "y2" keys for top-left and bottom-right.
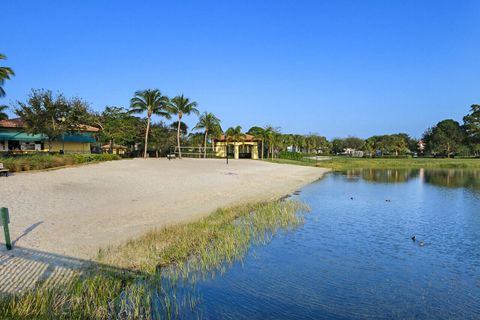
[{"x1": 0, "y1": 158, "x2": 326, "y2": 293}]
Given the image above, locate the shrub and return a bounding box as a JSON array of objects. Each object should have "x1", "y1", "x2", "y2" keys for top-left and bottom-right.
[
  {"x1": 278, "y1": 151, "x2": 304, "y2": 161},
  {"x1": 1, "y1": 153, "x2": 121, "y2": 172}
]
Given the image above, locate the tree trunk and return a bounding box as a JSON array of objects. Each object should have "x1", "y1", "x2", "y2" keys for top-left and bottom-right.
[
  {"x1": 177, "y1": 114, "x2": 182, "y2": 158},
  {"x1": 109, "y1": 139, "x2": 114, "y2": 155},
  {"x1": 144, "y1": 116, "x2": 151, "y2": 159},
  {"x1": 204, "y1": 130, "x2": 208, "y2": 158},
  {"x1": 261, "y1": 139, "x2": 264, "y2": 159}
]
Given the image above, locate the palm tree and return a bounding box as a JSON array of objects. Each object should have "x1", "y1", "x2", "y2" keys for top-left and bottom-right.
[
  {"x1": 169, "y1": 95, "x2": 199, "y2": 158},
  {"x1": 225, "y1": 126, "x2": 245, "y2": 158},
  {"x1": 0, "y1": 105, "x2": 8, "y2": 120},
  {"x1": 0, "y1": 54, "x2": 15, "y2": 97},
  {"x1": 130, "y1": 89, "x2": 171, "y2": 158},
  {"x1": 194, "y1": 112, "x2": 221, "y2": 158},
  {"x1": 247, "y1": 126, "x2": 266, "y2": 159},
  {"x1": 264, "y1": 125, "x2": 281, "y2": 159}
]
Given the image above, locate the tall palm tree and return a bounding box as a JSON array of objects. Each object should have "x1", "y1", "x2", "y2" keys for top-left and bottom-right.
[
  {"x1": 225, "y1": 126, "x2": 245, "y2": 158},
  {"x1": 0, "y1": 105, "x2": 8, "y2": 120},
  {"x1": 264, "y1": 125, "x2": 281, "y2": 159},
  {"x1": 247, "y1": 126, "x2": 266, "y2": 159},
  {"x1": 0, "y1": 54, "x2": 14, "y2": 97},
  {"x1": 194, "y1": 112, "x2": 221, "y2": 158},
  {"x1": 169, "y1": 95, "x2": 199, "y2": 158},
  {"x1": 130, "y1": 89, "x2": 170, "y2": 158}
]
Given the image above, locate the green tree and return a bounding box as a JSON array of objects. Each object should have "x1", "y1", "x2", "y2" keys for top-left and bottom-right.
[
  {"x1": 168, "y1": 95, "x2": 199, "y2": 158},
  {"x1": 0, "y1": 105, "x2": 8, "y2": 120},
  {"x1": 130, "y1": 89, "x2": 170, "y2": 158},
  {"x1": 170, "y1": 121, "x2": 188, "y2": 135},
  {"x1": 187, "y1": 132, "x2": 205, "y2": 158},
  {"x1": 0, "y1": 54, "x2": 15, "y2": 97},
  {"x1": 247, "y1": 126, "x2": 266, "y2": 159},
  {"x1": 225, "y1": 126, "x2": 244, "y2": 142},
  {"x1": 264, "y1": 126, "x2": 281, "y2": 159},
  {"x1": 194, "y1": 112, "x2": 221, "y2": 158},
  {"x1": 463, "y1": 104, "x2": 480, "y2": 155},
  {"x1": 423, "y1": 119, "x2": 466, "y2": 157},
  {"x1": 225, "y1": 126, "x2": 245, "y2": 158},
  {"x1": 15, "y1": 89, "x2": 91, "y2": 151},
  {"x1": 331, "y1": 137, "x2": 364, "y2": 154},
  {"x1": 150, "y1": 122, "x2": 175, "y2": 158},
  {"x1": 92, "y1": 106, "x2": 145, "y2": 153}
]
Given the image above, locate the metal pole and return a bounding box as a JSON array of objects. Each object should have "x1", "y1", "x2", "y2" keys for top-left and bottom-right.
[{"x1": 1, "y1": 207, "x2": 12, "y2": 250}]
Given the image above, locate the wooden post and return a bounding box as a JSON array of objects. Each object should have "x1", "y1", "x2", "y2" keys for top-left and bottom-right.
[{"x1": 1, "y1": 207, "x2": 12, "y2": 250}]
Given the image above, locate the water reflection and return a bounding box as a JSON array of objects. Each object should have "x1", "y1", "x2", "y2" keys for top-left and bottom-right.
[
  {"x1": 344, "y1": 168, "x2": 480, "y2": 192},
  {"x1": 345, "y1": 168, "x2": 419, "y2": 184}
]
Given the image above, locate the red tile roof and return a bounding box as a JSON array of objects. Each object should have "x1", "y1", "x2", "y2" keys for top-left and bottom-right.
[
  {"x1": 0, "y1": 118, "x2": 99, "y2": 132},
  {"x1": 216, "y1": 134, "x2": 258, "y2": 142},
  {"x1": 0, "y1": 118, "x2": 24, "y2": 128}
]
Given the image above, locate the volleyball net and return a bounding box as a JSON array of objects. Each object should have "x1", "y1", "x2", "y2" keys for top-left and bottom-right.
[{"x1": 169, "y1": 145, "x2": 228, "y2": 159}]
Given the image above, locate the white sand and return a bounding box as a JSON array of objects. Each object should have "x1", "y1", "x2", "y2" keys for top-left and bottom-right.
[{"x1": 0, "y1": 158, "x2": 326, "y2": 293}]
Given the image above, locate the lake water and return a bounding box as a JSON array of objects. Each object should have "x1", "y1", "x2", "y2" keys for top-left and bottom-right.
[{"x1": 181, "y1": 169, "x2": 480, "y2": 319}]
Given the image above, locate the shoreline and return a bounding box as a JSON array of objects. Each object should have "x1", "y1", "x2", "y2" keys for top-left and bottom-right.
[{"x1": 0, "y1": 158, "x2": 327, "y2": 294}]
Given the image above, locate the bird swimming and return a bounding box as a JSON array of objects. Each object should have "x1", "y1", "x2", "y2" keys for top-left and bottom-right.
[
  {"x1": 350, "y1": 197, "x2": 354, "y2": 200},
  {"x1": 411, "y1": 235, "x2": 416, "y2": 241}
]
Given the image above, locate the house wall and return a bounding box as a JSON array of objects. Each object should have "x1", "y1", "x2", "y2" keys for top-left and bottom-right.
[
  {"x1": 47, "y1": 141, "x2": 91, "y2": 153},
  {"x1": 215, "y1": 141, "x2": 259, "y2": 159}
]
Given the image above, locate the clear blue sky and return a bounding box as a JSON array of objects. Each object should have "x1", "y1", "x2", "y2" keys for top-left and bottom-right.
[{"x1": 2, "y1": 0, "x2": 479, "y2": 139}]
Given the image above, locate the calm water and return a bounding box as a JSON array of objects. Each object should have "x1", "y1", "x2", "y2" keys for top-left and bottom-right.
[{"x1": 185, "y1": 169, "x2": 480, "y2": 319}]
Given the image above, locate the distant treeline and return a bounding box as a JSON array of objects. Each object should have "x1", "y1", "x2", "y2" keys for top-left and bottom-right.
[
  {"x1": 328, "y1": 105, "x2": 479, "y2": 158},
  {"x1": 3, "y1": 88, "x2": 480, "y2": 158}
]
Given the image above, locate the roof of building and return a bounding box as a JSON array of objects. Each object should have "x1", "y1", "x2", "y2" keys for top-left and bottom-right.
[
  {"x1": 0, "y1": 131, "x2": 96, "y2": 143},
  {"x1": 215, "y1": 134, "x2": 259, "y2": 142},
  {"x1": 0, "y1": 118, "x2": 99, "y2": 132},
  {"x1": 0, "y1": 118, "x2": 24, "y2": 128}
]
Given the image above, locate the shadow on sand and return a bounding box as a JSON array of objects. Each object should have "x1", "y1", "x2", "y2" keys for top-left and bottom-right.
[{"x1": 0, "y1": 245, "x2": 137, "y2": 295}]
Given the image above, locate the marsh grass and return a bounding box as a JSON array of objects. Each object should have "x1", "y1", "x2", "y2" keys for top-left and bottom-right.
[
  {"x1": 268, "y1": 157, "x2": 480, "y2": 171},
  {"x1": 0, "y1": 200, "x2": 309, "y2": 319},
  {"x1": 1, "y1": 153, "x2": 121, "y2": 172}
]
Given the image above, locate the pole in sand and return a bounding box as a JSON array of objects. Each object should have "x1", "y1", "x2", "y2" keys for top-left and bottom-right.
[{"x1": 1, "y1": 207, "x2": 12, "y2": 250}]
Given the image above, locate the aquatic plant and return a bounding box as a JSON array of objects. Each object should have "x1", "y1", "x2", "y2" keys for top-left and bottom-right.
[{"x1": 0, "y1": 200, "x2": 309, "y2": 319}]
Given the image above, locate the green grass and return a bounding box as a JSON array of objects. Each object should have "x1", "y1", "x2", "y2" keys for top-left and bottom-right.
[
  {"x1": 0, "y1": 200, "x2": 309, "y2": 319},
  {"x1": 0, "y1": 153, "x2": 122, "y2": 172},
  {"x1": 268, "y1": 156, "x2": 480, "y2": 171}
]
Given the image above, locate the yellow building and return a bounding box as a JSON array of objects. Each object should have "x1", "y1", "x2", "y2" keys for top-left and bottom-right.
[
  {"x1": 214, "y1": 134, "x2": 260, "y2": 159},
  {"x1": 0, "y1": 118, "x2": 99, "y2": 154}
]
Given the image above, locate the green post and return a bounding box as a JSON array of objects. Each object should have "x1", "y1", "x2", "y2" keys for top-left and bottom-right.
[{"x1": 1, "y1": 207, "x2": 12, "y2": 250}]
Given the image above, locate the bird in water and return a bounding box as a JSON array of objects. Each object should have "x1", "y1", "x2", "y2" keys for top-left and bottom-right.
[
  {"x1": 419, "y1": 241, "x2": 425, "y2": 247},
  {"x1": 385, "y1": 199, "x2": 391, "y2": 202},
  {"x1": 411, "y1": 235, "x2": 416, "y2": 241},
  {"x1": 350, "y1": 197, "x2": 354, "y2": 200}
]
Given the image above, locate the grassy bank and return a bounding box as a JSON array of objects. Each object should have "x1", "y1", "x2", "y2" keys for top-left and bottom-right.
[
  {"x1": 0, "y1": 153, "x2": 122, "y2": 172},
  {"x1": 0, "y1": 200, "x2": 309, "y2": 319},
  {"x1": 269, "y1": 157, "x2": 480, "y2": 171}
]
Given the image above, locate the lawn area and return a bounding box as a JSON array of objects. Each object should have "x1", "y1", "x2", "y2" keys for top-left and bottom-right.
[
  {"x1": 0, "y1": 153, "x2": 122, "y2": 172},
  {"x1": 268, "y1": 157, "x2": 480, "y2": 171}
]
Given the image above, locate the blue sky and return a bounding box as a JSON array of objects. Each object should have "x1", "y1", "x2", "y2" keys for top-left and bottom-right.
[{"x1": 2, "y1": 0, "x2": 479, "y2": 139}]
